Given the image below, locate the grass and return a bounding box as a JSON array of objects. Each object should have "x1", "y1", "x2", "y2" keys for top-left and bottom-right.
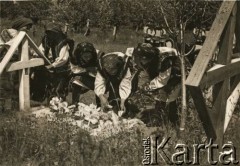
[
  {"x1": 0, "y1": 19, "x2": 240, "y2": 165},
  {"x1": 0, "y1": 18, "x2": 143, "y2": 53},
  {"x1": 0, "y1": 111, "x2": 144, "y2": 166},
  {"x1": 0, "y1": 104, "x2": 239, "y2": 165}
]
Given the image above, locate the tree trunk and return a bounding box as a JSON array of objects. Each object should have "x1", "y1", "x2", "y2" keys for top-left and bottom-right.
[
  {"x1": 179, "y1": 23, "x2": 187, "y2": 131},
  {"x1": 113, "y1": 26, "x2": 117, "y2": 41}
]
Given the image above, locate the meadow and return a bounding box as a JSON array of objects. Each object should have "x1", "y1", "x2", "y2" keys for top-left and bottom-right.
[{"x1": 0, "y1": 20, "x2": 240, "y2": 165}]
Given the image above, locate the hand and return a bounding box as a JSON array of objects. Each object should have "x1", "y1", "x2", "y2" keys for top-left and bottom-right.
[
  {"x1": 72, "y1": 68, "x2": 86, "y2": 74},
  {"x1": 144, "y1": 84, "x2": 151, "y2": 91},
  {"x1": 46, "y1": 64, "x2": 54, "y2": 70},
  {"x1": 73, "y1": 76, "x2": 81, "y2": 81},
  {"x1": 31, "y1": 72, "x2": 35, "y2": 79},
  {"x1": 99, "y1": 94, "x2": 109, "y2": 111},
  {"x1": 32, "y1": 54, "x2": 38, "y2": 58},
  {"x1": 46, "y1": 65, "x2": 54, "y2": 73},
  {"x1": 119, "y1": 99, "x2": 126, "y2": 117},
  {"x1": 140, "y1": 83, "x2": 151, "y2": 92}
]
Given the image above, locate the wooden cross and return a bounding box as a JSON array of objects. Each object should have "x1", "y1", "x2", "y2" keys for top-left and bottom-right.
[
  {"x1": 186, "y1": 1, "x2": 240, "y2": 145},
  {"x1": 0, "y1": 31, "x2": 51, "y2": 111}
]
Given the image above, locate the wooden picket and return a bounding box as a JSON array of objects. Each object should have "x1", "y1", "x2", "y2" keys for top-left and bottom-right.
[{"x1": 186, "y1": 1, "x2": 240, "y2": 145}]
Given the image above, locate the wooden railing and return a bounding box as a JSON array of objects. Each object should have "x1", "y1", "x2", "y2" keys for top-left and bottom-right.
[
  {"x1": 0, "y1": 31, "x2": 50, "y2": 111},
  {"x1": 186, "y1": 1, "x2": 240, "y2": 145}
]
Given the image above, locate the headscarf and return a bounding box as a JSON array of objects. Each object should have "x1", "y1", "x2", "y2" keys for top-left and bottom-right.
[
  {"x1": 45, "y1": 22, "x2": 63, "y2": 34},
  {"x1": 72, "y1": 42, "x2": 97, "y2": 67},
  {"x1": 101, "y1": 54, "x2": 124, "y2": 76},
  {"x1": 132, "y1": 43, "x2": 159, "y2": 68},
  {"x1": 11, "y1": 17, "x2": 33, "y2": 30},
  {"x1": 43, "y1": 22, "x2": 67, "y2": 61},
  {"x1": 132, "y1": 43, "x2": 160, "y2": 79}
]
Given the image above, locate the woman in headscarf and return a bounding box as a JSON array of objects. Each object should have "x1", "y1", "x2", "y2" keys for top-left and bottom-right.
[
  {"x1": 2, "y1": 17, "x2": 33, "y2": 38},
  {"x1": 40, "y1": 22, "x2": 74, "y2": 67},
  {"x1": 94, "y1": 52, "x2": 132, "y2": 116},
  {"x1": 1, "y1": 17, "x2": 33, "y2": 53},
  {"x1": 131, "y1": 43, "x2": 181, "y2": 126},
  {"x1": 31, "y1": 22, "x2": 74, "y2": 101},
  {"x1": 70, "y1": 42, "x2": 104, "y2": 106}
]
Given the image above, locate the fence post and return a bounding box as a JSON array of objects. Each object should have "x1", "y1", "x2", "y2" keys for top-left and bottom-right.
[
  {"x1": 185, "y1": 1, "x2": 239, "y2": 143},
  {"x1": 234, "y1": 2, "x2": 240, "y2": 53},
  {"x1": 213, "y1": 3, "x2": 237, "y2": 146}
]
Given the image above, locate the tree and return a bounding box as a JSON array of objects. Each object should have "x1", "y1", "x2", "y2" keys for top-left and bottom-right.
[
  {"x1": 0, "y1": 0, "x2": 52, "y2": 20},
  {"x1": 159, "y1": 0, "x2": 220, "y2": 131},
  {"x1": 51, "y1": 0, "x2": 99, "y2": 33},
  {"x1": 127, "y1": 0, "x2": 164, "y2": 32},
  {"x1": 97, "y1": 0, "x2": 129, "y2": 41}
]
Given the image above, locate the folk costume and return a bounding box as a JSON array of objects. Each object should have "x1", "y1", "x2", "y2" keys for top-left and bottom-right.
[
  {"x1": 131, "y1": 43, "x2": 181, "y2": 125},
  {"x1": 70, "y1": 42, "x2": 104, "y2": 106},
  {"x1": 31, "y1": 22, "x2": 74, "y2": 101},
  {"x1": 94, "y1": 52, "x2": 132, "y2": 115}
]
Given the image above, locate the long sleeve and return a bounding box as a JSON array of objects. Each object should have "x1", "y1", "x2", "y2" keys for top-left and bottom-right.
[
  {"x1": 119, "y1": 68, "x2": 132, "y2": 99},
  {"x1": 33, "y1": 43, "x2": 52, "y2": 58},
  {"x1": 94, "y1": 71, "x2": 106, "y2": 97},
  {"x1": 52, "y1": 45, "x2": 69, "y2": 68},
  {"x1": 157, "y1": 47, "x2": 178, "y2": 56},
  {"x1": 4, "y1": 29, "x2": 18, "y2": 45},
  {"x1": 38, "y1": 44, "x2": 45, "y2": 54},
  {"x1": 70, "y1": 63, "x2": 86, "y2": 74},
  {"x1": 149, "y1": 67, "x2": 171, "y2": 90}
]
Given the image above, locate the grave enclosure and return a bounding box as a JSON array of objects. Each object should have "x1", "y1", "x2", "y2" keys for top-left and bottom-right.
[
  {"x1": 0, "y1": 31, "x2": 51, "y2": 111},
  {"x1": 186, "y1": 1, "x2": 240, "y2": 145}
]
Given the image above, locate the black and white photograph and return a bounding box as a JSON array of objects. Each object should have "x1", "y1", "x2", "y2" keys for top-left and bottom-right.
[{"x1": 0, "y1": 0, "x2": 239, "y2": 165}]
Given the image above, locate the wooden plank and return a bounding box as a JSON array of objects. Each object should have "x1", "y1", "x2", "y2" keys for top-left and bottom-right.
[
  {"x1": 200, "y1": 59, "x2": 240, "y2": 87},
  {"x1": 217, "y1": 3, "x2": 236, "y2": 64},
  {"x1": 25, "y1": 34, "x2": 51, "y2": 65},
  {"x1": 186, "y1": 1, "x2": 236, "y2": 87},
  {"x1": 213, "y1": 4, "x2": 237, "y2": 146},
  {"x1": 188, "y1": 86, "x2": 216, "y2": 140},
  {"x1": 0, "y1": 31, "x2": 25, "y2": 75},
  {"x1": 213, "y1": 79, "x2": 230, "y2": 145},
  {"x1": 212, "y1": 2, "x2": 237, "y2": 104},
  {"x1": 230, "y1": 74, "x2": 240, "y2": 94},
  {"x1": 6, "y1": 58, "x2": 44, "y2": 72},
  {"x1": 224, "y1": 82, "x2": 240, "y2": 133},
  {"x1": 233, "y1": 2, "x2": 240, "y2": 53},
  {"x1": 19, "y1": 38, "x2": 30, "y2": 111}
]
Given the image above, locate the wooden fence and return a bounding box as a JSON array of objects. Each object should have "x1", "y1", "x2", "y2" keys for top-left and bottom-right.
[{"x1": 186, "y1": 1, "x2": 240, "y2": 145}]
